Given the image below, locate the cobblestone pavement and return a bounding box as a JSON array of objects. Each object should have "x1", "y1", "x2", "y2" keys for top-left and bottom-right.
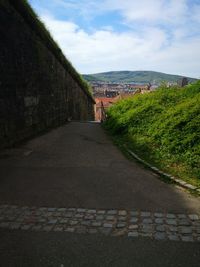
[{"x1": 0, "y1": 205, "x2": 200, "y2": 242}]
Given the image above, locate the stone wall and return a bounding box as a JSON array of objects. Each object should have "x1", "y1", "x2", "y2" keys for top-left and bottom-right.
[{"x1": 0, "y1": 0, "x2": 95, "y2": 148}]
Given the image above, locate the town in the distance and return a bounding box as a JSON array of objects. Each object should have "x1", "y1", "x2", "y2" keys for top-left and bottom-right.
[{"x1": 83, "y1": 70, "x2": 195, "y2": 121}]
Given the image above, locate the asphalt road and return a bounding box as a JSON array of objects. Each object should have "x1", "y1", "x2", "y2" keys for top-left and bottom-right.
[
  {"x1": 0, "y1": 122, "x2": 199, "y2": 213},
  {"x1": 0, "y1": 122, "x2": 200, "y2": 267},
  {"x1": 1, "y1": 230, "x2": 200, "y2": 267}
]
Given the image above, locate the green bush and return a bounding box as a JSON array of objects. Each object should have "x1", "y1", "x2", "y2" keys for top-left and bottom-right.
[{"x1": 104, "y1": 81, "x2": 200, "y2": 185}]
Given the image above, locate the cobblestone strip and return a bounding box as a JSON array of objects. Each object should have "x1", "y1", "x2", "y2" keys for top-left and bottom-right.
[{"x1": 0, "y1": 205, "x2": 200, "y2": 242}]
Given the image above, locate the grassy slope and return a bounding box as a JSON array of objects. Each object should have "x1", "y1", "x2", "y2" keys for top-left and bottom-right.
[
  {"x1": 83, "y1": 71, "x2": 197, "y2": 84},
  {"x1": 104, "y1": 81, "x2": 200, "y2": 187}
]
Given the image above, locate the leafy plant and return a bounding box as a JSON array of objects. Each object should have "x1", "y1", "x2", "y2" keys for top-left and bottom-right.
[{"x1": 104, "y1": 81, "x2": 200, "y2": 186}]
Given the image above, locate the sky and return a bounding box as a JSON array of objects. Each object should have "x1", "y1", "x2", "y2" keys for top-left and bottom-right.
[{"x1": 28, "y1": 0, "x2": 200, "y2": 78}]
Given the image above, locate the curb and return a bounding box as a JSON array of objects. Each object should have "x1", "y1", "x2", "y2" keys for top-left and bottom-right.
[{"x1": 126, "y1": 148, "x2": 200, "y2": 195}]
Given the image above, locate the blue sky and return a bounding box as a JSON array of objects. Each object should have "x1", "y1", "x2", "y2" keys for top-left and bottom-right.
[{"x1": 28, "y1": 0, "x2": 200, "y2": 77}]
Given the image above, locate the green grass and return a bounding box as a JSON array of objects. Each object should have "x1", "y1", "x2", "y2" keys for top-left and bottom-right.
[
  {"x1": 104, "y1": 81, "x2": 200, "y2": 187},
  {"x1": 9, "y1": 0, "x2": 93, "y2": 99}
]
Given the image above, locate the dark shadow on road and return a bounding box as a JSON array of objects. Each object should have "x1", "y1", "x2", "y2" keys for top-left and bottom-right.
[{"x1": 0, "y1": 122, "x2": 200, "y2": 214}]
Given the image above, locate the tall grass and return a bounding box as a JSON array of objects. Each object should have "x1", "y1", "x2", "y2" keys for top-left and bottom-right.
[{"x1": 104, "y1": 81, "x2": 200, "y2": 186}]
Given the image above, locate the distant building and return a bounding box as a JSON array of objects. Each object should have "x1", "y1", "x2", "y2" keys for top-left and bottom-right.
[{"x1": 95, "y1": 96, "x2": 119, "y2": 121}]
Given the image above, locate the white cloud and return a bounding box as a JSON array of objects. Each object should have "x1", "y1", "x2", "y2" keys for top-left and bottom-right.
[
  {"x1": 102, "y1": 0, "x2": 188, "y2": 26},
  {"x1": 40, "y1": 14, "x2": 200, "y2": 78}
]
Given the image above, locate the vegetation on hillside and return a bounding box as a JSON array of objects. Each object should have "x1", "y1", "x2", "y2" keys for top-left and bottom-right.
[
  {"x1": 83, "y1": 71, "x2": 197, "y2": 84},
  {"x1": 10, "y1": 0, "x2": 92, "y2": 98},
  {"x1": 104, "y1": 81, "x2": 200, "y2": 186}
]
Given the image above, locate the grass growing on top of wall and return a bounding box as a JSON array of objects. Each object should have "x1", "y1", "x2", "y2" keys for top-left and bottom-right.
[
  {"x1": 104, "y1": 81, "x2": 200, "y2": 187},
  {"x1": 9, "y1": 0, "x2": 92, "y2": 98}
]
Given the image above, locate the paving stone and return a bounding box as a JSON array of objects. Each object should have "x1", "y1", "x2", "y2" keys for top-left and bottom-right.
[
  {"x1": 91, "y1": 221, "x2": 102, "y2": 227},
  {"x1": 155, "y1": 218, "x2": 164, "y2": 224},
  {"x1": 141, "y1": 225, "x2": 154, "y2": 233},
  {"x1": 43, "y1": 212, "x2": 53, "y2": 217},
  {"x1": 156, "y1": 225, "x2": 165, "y2": 232},
  {"x1": 154, "y1": 213, "x2": 164, "y2": 218},
  {"x1": 166, "y1": 219, "x2": 177, "y2": 225},
  {"x1": 53, "y1": 212, "x2": 62, "y2": 217},
  {"x1": 75, "y1": 214, "x2": 84, "y2": 219},
  {"x1": 130, "y1": 217, "x2": 138, "y2": 223},
  {"x1": 106, "y1": 215, "x2": 115, "y2": 221},
  {"x1": 140, "y1": 232, "x2": 153, "y2": 237},
  {"x1": 47, "y1": 208, "x2": 56, "y2": 212},
  {"x1": 59, "y1": 219, "x2": 68, "y2": 224},
  {"x1": 35, "y1": 211, "x2": 42, "y2": 216},
  {"x1": 37, "y1": 218, "x2": 46, "y2": 223},
  {"x1": 130, "y1": 211, "x2": 139, "y2": 216},
  {"x1": 112, "y1": 229, "x2": 127, "y2": 237},
  {"x1": 103, "y1": 223, "x2": 113, "y2": 228},
  {"x1": 68, "y1": 208, "x2": 76, "y2": 212},
  {"x1": 118, "y1": 210, "x2": 127, "y2": 216},
  {"x1": 97, "y1": 210, "x2": 106, "y2": 214},
  {"x1": 178, "y1": 219, "x2": 191, "y2": 226},
  {"x1": 107, "y1": 210, "x2": 117, "y2": 215},
  {"x1": 179, "y1": 226, "x2": 192, "y2": 234},
  {"x1": 84, "y1": 215, "x2": 94, "y2": 220},
  {"x1": 48, "y1": 219, "x2": 57, "y2": 224},
  {"x1": 166, "y1": 214, "x2": 176, "y2": 219},
  {"x1": 62, "y1": 211, "x2": 74, "y2": 218},
  {"x1": 58, "y1": 208, "x2": 67, "y2": 212},
  {"x1": 141, "y1": 212, "x2": 151, "y2": 217},
  {"x1": 178, "y1": 214, "x2": 187, "y2": 219},
  {"x1": 188, "y1": 214, "x2": 199, "y2": 221},
  {"x1": 96, "y1": 215, "x2": 104, "y2": 221},
  {"x1": 155, "y1": 232, "x2": 166, "y2": 240},
  {"x1": 69, "y1": 220, "x2": 79, "y2": 226},
  {"x1": 0, "y1": 205, "x2": 199, "y2": 243},
  {"x1": 168, "y1": 226, "x2": 178, "y2": 232},
  {"x1": 81, "y1": 220, "x2": 91, "y2": 226},
  {"x1": 142, "y1": 218, "x2": 153, "y2": 224},
  {"x1": 87, "y1": 209, "x2": 96, "y2": 214},
  {"x1": 116, "y1": 223, "x2": 126, "y2": 228},
  {"x1": 118, "y1": 216, "x2": 126, "y2": 221},
  {"x1": 128, "y1": 231, "x2": 139, "y2": 237},
  {"x1": 77, "y1": 208, "x2": 86, "y2": 213},
  {"x1": 129, "y1": 225, "x2": 138, "y2": 230}
]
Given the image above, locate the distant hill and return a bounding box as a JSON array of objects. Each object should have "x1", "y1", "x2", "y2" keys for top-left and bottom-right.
[{"x1": 83, "y1": 71, "x2": 197, "y2": 84}]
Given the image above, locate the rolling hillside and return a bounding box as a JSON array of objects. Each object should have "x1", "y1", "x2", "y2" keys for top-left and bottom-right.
[
  {"x1": 104, "y1": 81, "x2": 200, "y2": 186},
  {"x1": 83, "y1": 71, "x2": 197, "y2": 84}
]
